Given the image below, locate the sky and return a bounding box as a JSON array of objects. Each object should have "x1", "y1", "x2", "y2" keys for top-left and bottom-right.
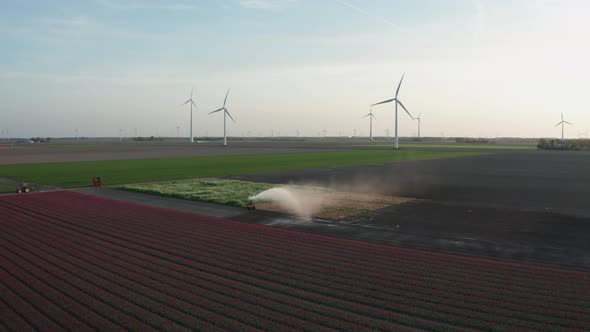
[{"x1": 1, "y1": 0, "x2": 589, "y2": 139}]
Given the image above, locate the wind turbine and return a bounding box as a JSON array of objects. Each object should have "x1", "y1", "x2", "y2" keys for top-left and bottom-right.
[
  {"x1": 182, "y1": 88, "x2": 198, "y2": 143},
  {"x1": 554, "y1": 113, "x2": 573, "y2": 141},
  {"x1": 363, "y1": 106, "x2": 376, "y2": 141},
  {"x1": 209, "y1": 89, "x2": 235, "y2": 146},
  {"x1": 414, "y1": 113, "x2": 422, "y2": 139},
  {"x1": 371, "y1": 74, "x2": 414, "y2": 149}
]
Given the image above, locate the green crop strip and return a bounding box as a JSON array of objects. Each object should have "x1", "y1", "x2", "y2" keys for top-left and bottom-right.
[{"x1": 0, "y1": 150, "x2": 483, "y2": 188}]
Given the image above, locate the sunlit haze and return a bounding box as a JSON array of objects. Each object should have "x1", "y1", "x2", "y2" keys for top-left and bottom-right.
[{"x1": 1, "y1": 0, "x2": 589, "y2": 138}]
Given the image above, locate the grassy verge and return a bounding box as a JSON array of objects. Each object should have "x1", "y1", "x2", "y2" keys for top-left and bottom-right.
[
  {"x1": 0, "y1": 150, "x2": 482, "y2": 188},
  {"x1": 0, "y1": 183, "x2": 16, "y2": 193},
  {"x1": 117, "y1": 178, "x2": 274, "y2": 207}
]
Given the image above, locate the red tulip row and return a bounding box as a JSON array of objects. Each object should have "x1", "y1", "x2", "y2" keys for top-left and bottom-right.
[
  {"x1": 1, "y1": 191, "x2": 589, "y2": 331},
  {"x1": 11, "y1": 191, "x2": 589, "y2": 310},
  {"x1": 25, "y1": 191, "x2": 590, "y2": 289},
  {"x1": 1, "y1": 203, "x2": 425, "y2": 331},
  {"x1": 1, "y1": 212, "x2": 308, "y2": 332},
  {"x1": 8, "y1": 193, "x2": 588, "y2": 326},
  {"x1": 2, "y1": 192, "x2": 588, "y2": 330}
]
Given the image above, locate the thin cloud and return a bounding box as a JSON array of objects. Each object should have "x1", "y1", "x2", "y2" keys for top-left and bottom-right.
[
  {"x1": 334, "y1": 0, "x2": 400, "y2": 30},
  {"x1": 97, "y1": 0, "x2": 194, "y2": 10},
  {"x1": 239, "y1": 0, "x2": 295, "y2": 10},
  {"x1": 43, "y1": 15, "x2": 90, "y2": 26}
]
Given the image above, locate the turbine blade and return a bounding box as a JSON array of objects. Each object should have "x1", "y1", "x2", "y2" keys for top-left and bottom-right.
[
  {"x1": 226, "y1": 109, "x2": 236, "y2": 123},
  {"x1": 183, "y1": 99, "x2": 191, "y2": 105},
  {"x1": 190, "y1": 87, "x2": 193, "y2": 99},
  {"x1": 564, "y1": 121, "x2": 573, "y2": 125},
  {"x1": 554, "y1": 121, "x2": 563, "y2": 127},
  {"x1": 223, "y1": 89, "x2": 230, "y2": 108},
  {"x1": 191, "y1": 100, "x2": 198, "y2": 109},
  {"x1": 395, "y1": 73, "x2": 405, "y2": 98},
  {"x1": 363, "y1": 113, "x2": 370, "y2": 118},
  {"x1": 561, "y1": 113, "x2": 563, "y2": 121},
  {"x1": 371, "y1": 98, "x2": 395, "y2": 106},
  {"x1": 371, "y1": 114, "x2": 376, "y2": 119},
  {"x1": 396, "y1": 99, "x2": 413, "y2": 119},
  {"x1": 209, "y1": 108, "x2": 224, "y2": 114}
]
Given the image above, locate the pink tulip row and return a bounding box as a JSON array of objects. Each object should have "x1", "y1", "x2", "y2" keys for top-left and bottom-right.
[{"x1": 2, "y1": 191, "x2": 589, "y2": 331}]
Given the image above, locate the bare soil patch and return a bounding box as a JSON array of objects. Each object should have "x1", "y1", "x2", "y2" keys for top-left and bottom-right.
[{"x1": 255, "y1": 191, "x2": 414, "y2": 220}]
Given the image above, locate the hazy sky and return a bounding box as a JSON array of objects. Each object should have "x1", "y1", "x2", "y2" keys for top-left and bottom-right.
[{"x1": 1, "y1": 0, "x2": 589, "y2": 138}]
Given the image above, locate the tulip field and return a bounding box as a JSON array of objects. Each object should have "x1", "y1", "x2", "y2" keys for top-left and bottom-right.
[{"x1": 1, "y1": 191, "x2": 589, "y2": 331}]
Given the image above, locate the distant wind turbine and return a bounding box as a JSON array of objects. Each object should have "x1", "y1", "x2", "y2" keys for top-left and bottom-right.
[
  {"x1": 209, "y1": 89, "x2": 236, "y2": 146},
  {"x1": 554, "y1": 113, "x2": 573, "y2": 141},
  {"x1": 371, "y1": 74, "x2": 414, "y2": 149},
  {"x1": 414, "y1": 113, "x2": 422, "y2": 139},
  {"x1": 181, "y1": 88, "x2": 198, "y2": 143},
  {"x1": 363, "y1": 106, "x2": 376, "y2": 141}
]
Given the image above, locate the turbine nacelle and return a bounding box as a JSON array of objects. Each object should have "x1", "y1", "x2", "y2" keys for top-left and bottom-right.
[{"x1": 370, "y1": 98, "x2": 413, "y2": 120}]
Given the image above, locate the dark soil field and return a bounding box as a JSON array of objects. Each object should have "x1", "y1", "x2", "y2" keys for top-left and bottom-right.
[
  {"x1": 0, "y1": 141, "x2": 348, "y2": 165},
  {"x1": 0, "y1": 140, "x2": 527, "y2": 165},
  {"x1": 2, "y1": 191, "x2": 589, "y2": 331},
  {"x1": 233, "y1": 150, "x2": 590, "y2": 268}
]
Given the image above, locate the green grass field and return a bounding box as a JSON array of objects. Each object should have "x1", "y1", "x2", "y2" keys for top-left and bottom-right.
[
  {"x1": 0, "y1": 150, "x2": 482, "y2": 189},
  {"x1": 0, "y1": 183, "x2": 16, "y2": 193},
  {"x1": 356, "y1": 143, "x2": 536, "y2": 150}
]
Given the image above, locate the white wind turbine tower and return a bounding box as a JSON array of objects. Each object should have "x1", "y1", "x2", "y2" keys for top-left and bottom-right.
[
  {"x1": 363, "y1": 106, "x2": 376, "y2": 141},
  {"x1": 371, "y1": 74, "x2": 413, "y2": 149},
  {"x1": 181, "y1": 88, "x2": 198, "y2": 143},
  {"x1": 414, "y1": 113, "x2": 422, "y2": 139},
  {"x1": 209, "y1": 89, "x2": 236, "y2": 146},
  {"x1": 554, "y1": 113, "x2": 573, "y2": 141}
]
